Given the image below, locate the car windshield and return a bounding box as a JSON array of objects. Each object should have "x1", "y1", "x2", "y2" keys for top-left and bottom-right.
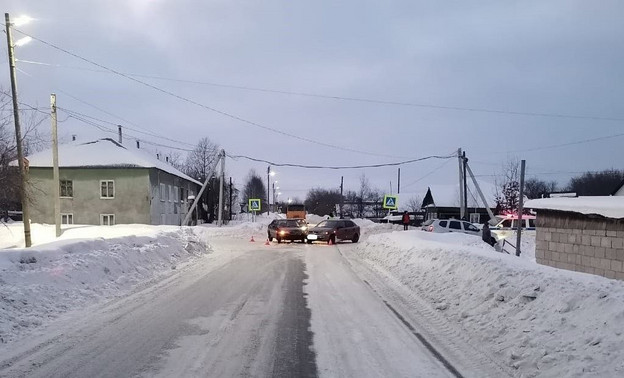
[
  {"x1": 278, "y1": 220, "x2": 301, "y2": 227},
  {"x1": 315, "y1": 220, "x2": 340, "y2": 228}
]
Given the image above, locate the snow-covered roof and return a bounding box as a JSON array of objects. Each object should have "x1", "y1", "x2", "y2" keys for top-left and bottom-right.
[
  {"x1": 525, "y1": 197, "x2": 624, "y2": 219},
  {"x1": 420, "y1": 182, "x2": 498, "y2": 208},
  {"x1": 23, "y1": 138, "x2": 201, "y2": 185}
]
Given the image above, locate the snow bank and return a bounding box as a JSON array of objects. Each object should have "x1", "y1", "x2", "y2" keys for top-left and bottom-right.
[
  {"x1": 0, "y1": 226, "x2": 209, "y2": 344},
  {"x1": 353, "y1": 231, "x2": 624, "y2": 377}
]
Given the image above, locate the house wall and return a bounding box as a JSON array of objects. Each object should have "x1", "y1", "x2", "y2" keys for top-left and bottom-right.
[
  {"x1": 28, "y1": 167, "x2": 151, "y2": 225},
  {"x1": 535, "y1": 210, "x2": 624, "y2": 280},
  {"x1": 148, "y1": 169, "x2": 199, "y2": 225}
]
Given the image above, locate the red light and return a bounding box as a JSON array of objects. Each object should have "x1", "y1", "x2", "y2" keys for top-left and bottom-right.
[{"x1": 428, "y1": 226, "x2": 433, "y2": 232}]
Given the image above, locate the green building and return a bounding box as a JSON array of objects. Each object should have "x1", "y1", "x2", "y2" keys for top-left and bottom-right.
[{"x1": 24, "y1": 138, "x2": 201, "y2": 226}]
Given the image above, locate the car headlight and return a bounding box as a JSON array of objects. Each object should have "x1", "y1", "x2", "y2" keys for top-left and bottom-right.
[
  {"x1": 279, "y1": 230, "x2": 286, "y2": 235},
  {"x1": 301, "y1": 226, "x2": 308, "y2": 231}
]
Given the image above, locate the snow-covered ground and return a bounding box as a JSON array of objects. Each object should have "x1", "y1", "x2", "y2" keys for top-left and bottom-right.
[
  {"x1": 2, "y1": 218, "x2": 622, "y2": 377},
  {"x1": 349, "y1": 230, "x2": 624, "y2": 377}
]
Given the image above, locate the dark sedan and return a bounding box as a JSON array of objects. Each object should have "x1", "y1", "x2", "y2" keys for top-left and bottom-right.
[
  {"x1": 306, "y1": 219, "x2": 360, "y2": 244},
  {"x1": 267, "y1": 219, "x2": 308, "y2": 243}
]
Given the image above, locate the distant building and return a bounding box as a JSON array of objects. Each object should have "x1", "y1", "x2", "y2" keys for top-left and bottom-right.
[
  {"x1": 526, "y1": 197, "x2": 624, "y2": 281},
  {"x1": 23, "y1": 138, "x2": 201, "y2": 226},
  {"x1": 419, "y1": 183, "x2": 498, "y2": 223},
  {"x1": 612, "y1": 179, "x2": 624, "y2": 196}
]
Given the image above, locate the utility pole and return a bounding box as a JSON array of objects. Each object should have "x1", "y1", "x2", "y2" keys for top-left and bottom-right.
[
  {"x1": 217, "y1": 151, "x2": 225, "y2": 226},
  {"x1": 463, "y1": 151, "x2": 468, "y2": 220},
  {"x1": 458, "y1": 148, "x2": 465, "y2": 220},
  {"x1": 516, "y1": 160, "x2": 526, "y2": 257},
  {"x1": 397, "y1": 168, "x2": 401, "y2": 194},
  {"x1": 267, "y1": 165, "x2": 270, "y2": 214},
  {"x1": 229, "y1": 177, "x2": 233, "y2": 221},
  {"x1": 5, "y1": 13, "x2": 31, "y2": 247},
  {"x1": 51, "y1": 94, "x2": 61, "y2": 237},
  {"x1": 340, "y1": 176, "x2": 344, "y2": 218}
]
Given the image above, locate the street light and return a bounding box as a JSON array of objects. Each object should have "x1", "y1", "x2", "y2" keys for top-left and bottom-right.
[{"x1": 4, "y1": 13, "x2": 33, "y2": 247}]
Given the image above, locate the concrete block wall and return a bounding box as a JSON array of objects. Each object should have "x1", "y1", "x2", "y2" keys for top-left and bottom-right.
[{"x1": 535, "y1": 211, "x2": 624, "y2": 280}]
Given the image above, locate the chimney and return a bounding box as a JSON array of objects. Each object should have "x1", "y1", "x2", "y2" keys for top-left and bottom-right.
[
  {"x1": 72, "y1": 135, "x2": 76, "y2": 141},
  {"x1": 136, "y1": 140, "x2": 140, "y2": 149},
  {"x1": 166, "y1": 156, "x2": 169, "y2": 163},
  {"x1": 117, "y1": 125, "x2": 122, "y2": 144},
  {"x1": 156, "y1": 153, "x2": 160, "y2": 160}
]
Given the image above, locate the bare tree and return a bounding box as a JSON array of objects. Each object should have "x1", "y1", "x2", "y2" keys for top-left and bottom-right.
[
  {"x1": 1, "y1": 89, "x2": 47, "y2": 219},
  {"x1": 405, "y1": 195, "x2": 423, "y2": 212},
  {"x1": 304, "y1": 188, "x2": 342, "y2": 216},
  {"x1": 242, "y1": 170, "x2": 267, "y2": 211},
  {"x1": 184, "y1": 137, "x2": 220, "y2": 182},
  {"x1": 567, "y1": 169, "x2": 624, "y2": 196},
  {"x1": 524, "y1": 178, "x2": 558, "y2": 199},
  {"x1": 494, "y1": 158, "x2": 521, "y2": 213}
]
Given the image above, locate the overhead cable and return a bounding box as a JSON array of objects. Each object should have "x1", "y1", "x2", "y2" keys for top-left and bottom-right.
[{"x1": 226, "y1": 153, "x2": 455, "y2": 170}]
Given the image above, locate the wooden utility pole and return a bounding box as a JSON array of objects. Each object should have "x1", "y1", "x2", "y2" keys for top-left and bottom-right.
[
  {"x1": 340, "y1": 176, "x2": 344, "y2": 218},
  {"x1": 5, "y1": 13, "x2": 31, "y2": 247},
  {"x1": 463, "y1": 151, "x2": 468, "y2": 220},
  {"x1": 51, "y1": 94, "x2": 61, "y2": 237},
  {"x1": 217, "y1": 153, "x2": 225, "y2": 226},
  {"x1": 267, "y1": 165, "x2": 270, "y2": 214},
  {"x1": 229, "y1": 177, "x2": 233, "y2": 221},
  {"x1": 516, "y1": 160, "x2": 526, "y2": 257},
  {"x1": 458, "y1": 148, "x2": 465, "y2": 220}
]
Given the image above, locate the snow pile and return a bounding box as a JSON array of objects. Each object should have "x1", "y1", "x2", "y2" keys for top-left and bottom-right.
[
  {"x1": 353, "y1": 231, "x2": 624, "y2": 377},
  {"x1": 0, "y1": 226, "x2": 209, "y2": 343}
]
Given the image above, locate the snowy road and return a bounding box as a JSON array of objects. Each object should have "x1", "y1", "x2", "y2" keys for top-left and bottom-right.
[{"x1": 0, "y1": 237, "x2": 458, "y2": 378}]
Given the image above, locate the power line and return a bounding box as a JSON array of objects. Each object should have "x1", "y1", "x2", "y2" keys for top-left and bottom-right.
[
  {"x1": 16, "y1": 58, "x2": 624, "y2": 123},
  {"x1": 401, "y1": 158, "x2": 454, "y2": 189},
  {"x1": 58, "y1": 107, "x2": 195, "y2": 148},
  {"x1": 226, "y1": 153, "x2": 455, "y2": 170},
  {"x1": 501, "y1": 132, "x2": 624, "y2": 153},
  {"x1": 13, "y1": 29, "x2": 409, "y2": 159}
]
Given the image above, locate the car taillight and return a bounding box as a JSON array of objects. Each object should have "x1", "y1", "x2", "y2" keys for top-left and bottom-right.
[{"x1": 428, "y1": 226, "x2": 433, "y2": 232}]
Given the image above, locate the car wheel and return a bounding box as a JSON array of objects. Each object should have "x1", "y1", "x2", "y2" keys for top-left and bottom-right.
[
  {"x1": 352, "y1": 233, "x2": 359, "y2": 243},
  {"x1": 306, "y1": 239, "x2": 313, "y2": 244},
  {"x1": 277, "y1": 237, "x2": 282, "y2": 244}
]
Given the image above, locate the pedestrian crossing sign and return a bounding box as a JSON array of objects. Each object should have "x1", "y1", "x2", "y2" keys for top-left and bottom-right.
[
  {"x1": 249, "y1": 199, "x2": 262, "y2": 212},
  {"x1": 383, "y1": 195, "x2": 398, "y2": 210}
]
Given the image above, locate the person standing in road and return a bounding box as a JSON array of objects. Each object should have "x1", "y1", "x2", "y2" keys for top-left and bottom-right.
[
  {"x1": 401, "y1": 211, "x2": 410, "y2": 231},
  {"x1": 482, "y1": 222, "x2": 496, "y2": 247}
]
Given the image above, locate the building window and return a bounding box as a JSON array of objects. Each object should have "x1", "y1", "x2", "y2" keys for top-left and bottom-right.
[
  {"x1": 160, "y1": 183, "x2": 165, "y2": 202},
  {"x1": 470, "y1": 213, "x2": 481, "y2": 224},
  {"x1": 173, "y1": 186, "x2": 178, "y2": 203},
  {"x1": 100, "y1": 214, "x2": 115, "y2": 226},
  {"x1": 60, "y1": 180, "x2": 73, "y2": 198},
  {"x1": 61, "y1": 213, "x2": 73, "y2": 224},
  {"x1": 100, "y1": 180, "x2": 115, "y2": 199},
  {"x1": 168, "y1": 185, "x2": 172, "y2": 202}
]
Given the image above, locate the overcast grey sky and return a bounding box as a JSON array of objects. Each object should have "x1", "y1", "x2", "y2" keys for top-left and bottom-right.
[{"x1": 3, "y1": 0, "x2": 623, "y2": 204}]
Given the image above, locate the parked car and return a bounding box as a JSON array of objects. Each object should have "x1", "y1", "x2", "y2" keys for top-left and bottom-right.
[
  {"x1": 490, "y1": 214, "x2": 537, "y2": 240},
  {"x1": 421, "y1": 219, "x2": 481, "y2": 236},
  {"x1": 267, "y1": 219, "x2": 308, "y2": 243},
  {"x1": 306, "y1": 219, "x2": 360, "y2": 244}
]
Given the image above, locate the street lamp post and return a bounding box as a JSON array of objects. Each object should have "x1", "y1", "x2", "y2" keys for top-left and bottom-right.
[{"x1": 5, "y1": 13, "x2": 32, "y2": 247}]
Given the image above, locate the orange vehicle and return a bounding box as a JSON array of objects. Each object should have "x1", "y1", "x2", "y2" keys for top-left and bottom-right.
[{"x1": 286, "y1": 204, "x2": 306, "y2": 219}]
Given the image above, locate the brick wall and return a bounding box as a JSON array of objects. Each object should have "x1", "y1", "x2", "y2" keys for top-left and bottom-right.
[{"x1": 535, "y1": 210, "x2": 624, "y2": 280}]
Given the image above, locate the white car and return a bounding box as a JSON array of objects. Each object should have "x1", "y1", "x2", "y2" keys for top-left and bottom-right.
[{"x1": 421, "y1": 219, "x2": 481, "y2": 236}]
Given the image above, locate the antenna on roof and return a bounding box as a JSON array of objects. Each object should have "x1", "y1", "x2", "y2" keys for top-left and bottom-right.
[
  {"x1": 72, "y1": 135, "x2": 76, "y2": 141},
  {"x1": 136, "y1": 140, "x2": 140, "y2": 149},
  {"x1": 117, "y1": 125, "x2": 122, "y2": 144}
]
